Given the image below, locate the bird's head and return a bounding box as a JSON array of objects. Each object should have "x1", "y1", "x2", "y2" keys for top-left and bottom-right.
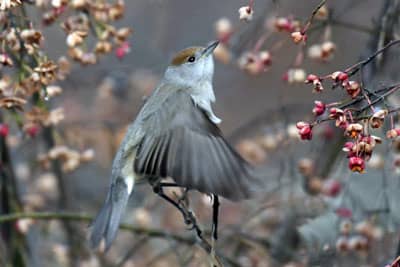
[{"x1": 163, "y1": 41, "x2": 219, "y2": 87}]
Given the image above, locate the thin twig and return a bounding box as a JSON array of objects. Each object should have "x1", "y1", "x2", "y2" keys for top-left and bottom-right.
[
  {"x1": 346, "y1": 39, "x2": 400, "y2": 76},
  {"x1": 302, "y1": 0, "x2": 327, "y2": 33}
]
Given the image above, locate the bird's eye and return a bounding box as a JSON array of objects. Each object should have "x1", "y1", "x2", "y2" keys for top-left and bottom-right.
[{"x1": 187, "y1": 56, "x2": 196, "y2": 63}]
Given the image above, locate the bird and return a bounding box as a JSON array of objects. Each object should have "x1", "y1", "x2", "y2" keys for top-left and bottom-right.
[{"x1": 89, "y1": 40, "x2": 261, "y2": 251}]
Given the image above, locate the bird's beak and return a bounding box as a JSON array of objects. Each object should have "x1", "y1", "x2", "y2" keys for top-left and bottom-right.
[{"x1": 201, "y1": 40, "x2": 219, "y2": 58}]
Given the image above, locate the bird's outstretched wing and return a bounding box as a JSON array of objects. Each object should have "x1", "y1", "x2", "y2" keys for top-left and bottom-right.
[{"x1": 134, "y1": 88, "x2": 260, "y2": 201}]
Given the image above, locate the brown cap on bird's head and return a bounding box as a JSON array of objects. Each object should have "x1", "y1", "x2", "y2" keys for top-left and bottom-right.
[
  {"x1": 171, "y1": 47, "x2": 203, "y2": 66},
  {"x1": 170, "y1": 41, "x2": 219, "y2": 66}
]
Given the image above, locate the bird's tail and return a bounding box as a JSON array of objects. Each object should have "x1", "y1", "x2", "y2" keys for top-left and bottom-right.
[{"x1": 89, "y1": 177, "x2": 131, "y2": 251}]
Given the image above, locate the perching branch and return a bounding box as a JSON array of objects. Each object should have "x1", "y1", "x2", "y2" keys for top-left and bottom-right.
[
  {"x1": 0, "y1": 211, "x2": 194, "y2": 243},
  {"x1": 0, "y1": 211, "x2": 242, "y2": 267}
]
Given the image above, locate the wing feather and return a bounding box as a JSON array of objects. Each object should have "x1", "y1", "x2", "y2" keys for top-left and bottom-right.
[{"x1": 134, "y1": 89, "x2": 259, "y2": 200}]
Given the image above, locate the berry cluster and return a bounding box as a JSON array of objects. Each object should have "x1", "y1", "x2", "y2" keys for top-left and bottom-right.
[{"x1": 296, "y1": 40, "x2": 400, "y2": 173}]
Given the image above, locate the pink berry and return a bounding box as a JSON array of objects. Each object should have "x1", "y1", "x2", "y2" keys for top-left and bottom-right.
[{"x1": 0, "y1": 123, "x2": 9, "y2": 137}]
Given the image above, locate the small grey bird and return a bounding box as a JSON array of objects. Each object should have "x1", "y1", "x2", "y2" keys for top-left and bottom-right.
[{"x1": 90, "y1": 41, "x2": 260, "y2": 250}]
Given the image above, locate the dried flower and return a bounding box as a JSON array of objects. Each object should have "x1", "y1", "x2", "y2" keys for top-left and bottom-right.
[
  {"x1": 336, "y1": 236, "x2": 349, "y2": 252},
  {"x1": 46, "y1": 85, "x2": 63, "y2": 98},
  {"x1": 345, "y1": 123, "x2": 363, "y2": 139},
  {"x1": 6, "y1": 28, "x2": 20, "y2": 51},
  {"x1": 321, "y1": 41, "x2": 336, "y2": 60},
  {"x1": 66, "y1": 31, "x2": 87, "y2": 47},
  {"x1": 51, "y1": 0, "x2": 67, "y2": 8},
  {"x1": 215, "y1": 17, "x2": 233, "y2": 43},
  {"x1": 356, "y1": 135, "x2": 381, "y2": 160},
  {"x1": 68, "y1": 47, "x2": 84, "y2": 61},
  {"x1": 71, "y1": 0, "x2": 87, "y2": 9},
  {"x1": 238, "y1": 52, "x2": 267, "y2": 75},
  {"x1": 238, "y1": 6, "x2": 253, "y2": 22},
  {"x1": 0, "y1": 0, "x2": 21, "y2": 10},
  {"x1": 343, "y1": 80, "x2": 360, "y2": 98},
  {"x1": 0, "y1": 96, "x2": 27, "y2": 110},
  {"x1": 0, "y1": 53, "x2": 13, "y2": 66},
  {"x1": 20, "y1": 29, "x2": 43, "y2": 45},
  {"x1": 114, "y1": 27, "x2": 132, "y2": 43},
  {"x1": 95, "y1": 41, "x2": 113, "y2": 54},
  {"x1": 80, "y1": 52, "x2": 97, "y2": 65},
  {"x1": 34, "y1": 61, "x2": 58, "y2": 85},
  {"x1": 386, "y1": 128, "x2": 400, "y2": 139},
  {"x1": 42, "y1": 145, "x2": 91, "y2": 172},
  {"x1": 42, "y1": 10, "x2": 58, "y2": 25},
  {"x1": 286, "y1": 68, "x2": 306, "y2": 84},
  {"x1": 312, "y1": 101, "x2": 325, "y2": 116},
  {"x1": 57, "y1": 56, "x2": 71, "y2": 80},
  {"x1": 307, "y1": 44, "x2": 322, "y2": 60},
  {"x1": 274, "y1": 17, "x2": 294, "y2": 32},
  {"x1": 291, "y1": 31, "x2": 306, "y2": 44},
  {"x1": 259, "y1": 51, "x2": 272, "y2": 65},
  {"x1": 331, "y1": 71, "x2": 348, "y2": 83},
  {"x1": 305, "y1": 74, "x2": 323, "y2": 92},
  {"x1": 298, "y1": 158, "x2": 314, "y2": 176},
  {"x1": 329, "y1": 107, "x2": 344, "y2": 119},
  {"x1": 109, "y1": 1, "x2": 124, "y2": 20},
  {"x1": 370, "y1": 109, "x2": 388, "y2": 129}
]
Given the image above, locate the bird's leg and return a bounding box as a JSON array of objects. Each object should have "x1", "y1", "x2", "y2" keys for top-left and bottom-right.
[
  {"x1": 177, "y1": 188, "x2": 190, "y2": 207},
  {"x1": 152, "y1": 183, "x2": 191, "y2": 224},
  {"x1": 211, "y1": 194, "x2": 220, "y2": 259},
  {"x1": 152, "y1": 183, "x2": 209, "y2": 248}
]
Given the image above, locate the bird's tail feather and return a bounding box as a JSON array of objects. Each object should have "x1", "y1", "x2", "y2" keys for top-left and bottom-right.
[{"x1": 89, "y1": 177, "x2": 130, "y2": 251}]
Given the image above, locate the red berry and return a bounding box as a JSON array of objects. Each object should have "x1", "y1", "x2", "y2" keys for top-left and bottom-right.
[
  {"x1": 26, "y1": 125, "x2": 40, "y2": 138},
  {"x1": 0, "y1": 123, "x2": 9, "y2": 137},
  {"x1": 348, "y1": 156, "x2": 365, "y2": 173},
  {"x1": 312, "y1": 101, "x2": 326, "y2": 116}
]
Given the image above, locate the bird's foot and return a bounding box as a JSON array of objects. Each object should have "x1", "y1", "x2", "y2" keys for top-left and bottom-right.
[{"x1": 177, "y1": 188, "x2": 190, "y2": 207}]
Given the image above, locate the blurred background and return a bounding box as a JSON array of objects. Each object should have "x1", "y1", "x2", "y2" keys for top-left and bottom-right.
[{"x1": 2, "y1": 0, "x2": 400, "y2": 266}]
